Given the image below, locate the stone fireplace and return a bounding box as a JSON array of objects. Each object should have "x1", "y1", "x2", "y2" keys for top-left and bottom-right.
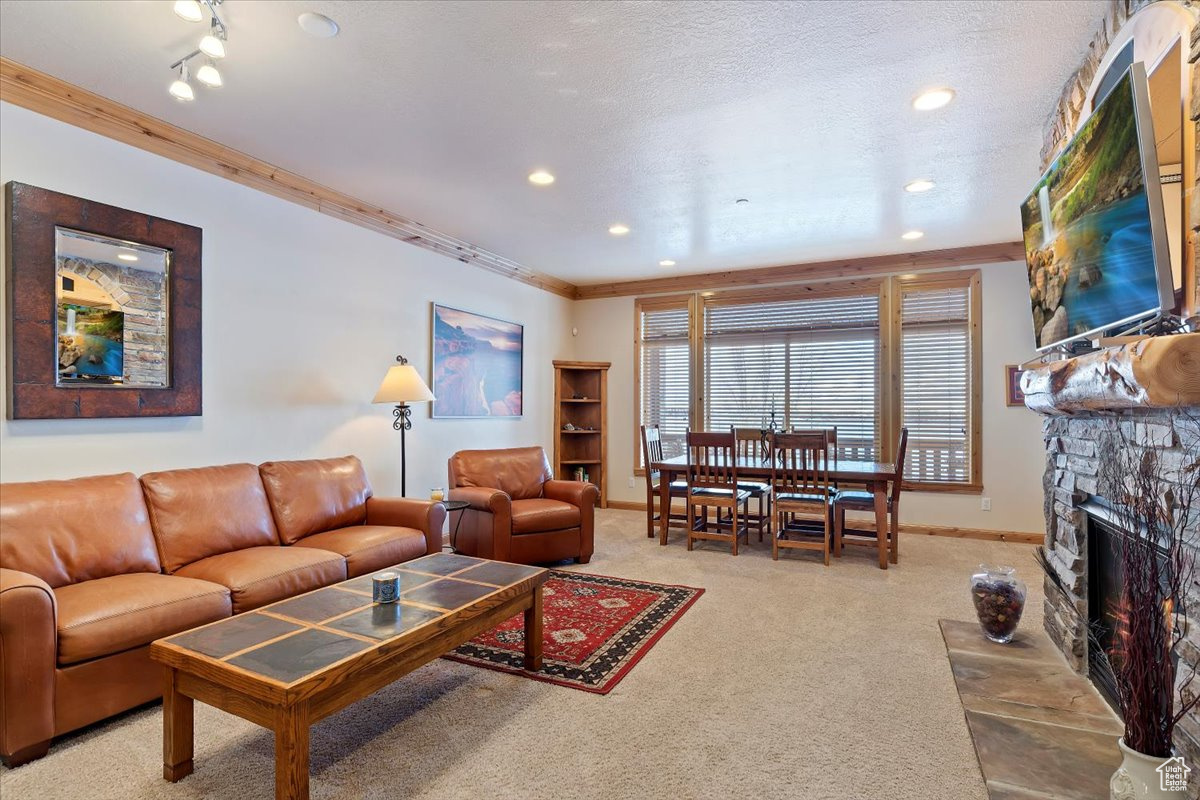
[{"x1": 1024, "y1": 335, "x2": 1200, "y2": 783}]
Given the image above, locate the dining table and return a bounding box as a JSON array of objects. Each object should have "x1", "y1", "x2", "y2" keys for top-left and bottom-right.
[{"x1": 651, "y1": 453, "x2": 899, "y2": 569}]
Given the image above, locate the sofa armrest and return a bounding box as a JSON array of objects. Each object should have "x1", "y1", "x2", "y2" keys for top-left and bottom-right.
[
  {"x1": 448, "y1": 486, "x2": 511, "y2": 514},
  {"x1": 365, "y1": 497, "x2": 448, "y2": 556},
  {"x1": 0, "y1": 568, "x2": 57, "y2": 765},
  {"x1": 544, "y1": 480, "x2": 599, "y2": 509}
]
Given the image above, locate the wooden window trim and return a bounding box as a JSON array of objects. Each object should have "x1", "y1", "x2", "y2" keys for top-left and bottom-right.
[
  {"x1": 632, "y1": 269, "x2": 984, "y2": 490},
  {"x1": 892, "y1": 270, "x2": 983, "y2": 487},
  {"x1": 633, "y1": 293, "x2": 692, "y2": 476}
]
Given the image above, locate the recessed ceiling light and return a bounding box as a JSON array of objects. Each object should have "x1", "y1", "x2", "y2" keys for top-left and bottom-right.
[
  {"x1": 904, "y1": 179, "x2": 935, "y2": 193},
  {"x1": 901, "y1": 230, "x2": 925, "y2": 240},
  {"x1": 298, "y1": 12, "x2": 340, "y2": 38},
  {"x1": 528, "y1": 170, "x2": 555, "y2": 186},
  {"x1": 608, "y1": 224, "x2": 630, "y2": 236},
  {"x1": 913, "y1": 88, "x2": 955, "y2": 111},
  {"x1": 173, "y1": 0, "x2": 204, "y2": 23},
  {"x1": 659, "y1": 260, "x2": 676, "y2": 267},
  {"x1": 117, "y1": 252, "x2": 139, "y2": 262}
]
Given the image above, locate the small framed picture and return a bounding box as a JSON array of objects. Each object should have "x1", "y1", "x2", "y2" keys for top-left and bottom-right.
[{"x1": 1005, "y1": 365, "x2": 1026, "y2": 407}]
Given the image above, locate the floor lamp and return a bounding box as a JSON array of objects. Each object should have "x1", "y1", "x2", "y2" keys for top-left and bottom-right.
[{"x1": 372, "y1": 355, "x2": 435, "y2": 496}]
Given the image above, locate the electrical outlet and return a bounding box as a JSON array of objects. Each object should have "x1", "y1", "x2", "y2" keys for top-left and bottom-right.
[
  {"x1": 627, "y1": 476, "x2": 636, "y2": 488},
  {"x1": 981, "y1": 497, "x2": 992, "y2": 511}
]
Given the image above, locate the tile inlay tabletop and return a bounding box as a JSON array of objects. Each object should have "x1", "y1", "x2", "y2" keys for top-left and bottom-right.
[{"x1": 152, "y1": 553, "x2": 549, "y2": 800}]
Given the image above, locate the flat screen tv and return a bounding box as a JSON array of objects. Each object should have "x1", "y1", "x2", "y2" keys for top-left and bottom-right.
[{"x1": 1020, "y1": 62, "x2": 1173, "y2": 351}]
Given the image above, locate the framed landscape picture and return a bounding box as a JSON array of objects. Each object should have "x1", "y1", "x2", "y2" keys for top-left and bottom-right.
[
  {"x1": 431, "y1": 304, "x2": 523, "y2": 418},
  {"x1": 1005, "y1": 365, "x2": 1027, "y2": 407}
]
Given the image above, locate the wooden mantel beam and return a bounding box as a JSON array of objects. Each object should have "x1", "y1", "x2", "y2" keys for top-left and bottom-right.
[{"x1": 1020, "y1": 333, "x2": 1200, "y2": 415}]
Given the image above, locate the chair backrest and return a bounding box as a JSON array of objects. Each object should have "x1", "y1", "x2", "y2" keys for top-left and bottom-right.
[
  {"x1": 447, "y1": 446, "x2": 552, "y2": 500},
  {"x1": 771, "y1": 431, "x2": 831, "y2": 499},
  {"x1": 732, "y1": 427, "x2": 770, "y2": 462},
  {"x1": 641, "y1": 424, "x2": 664, "y2": 488},
  {"x1": 892, "y1": 427, "x2": 909, "y2": 503},
  {"x1": 686, "y1": 431, "x2": 738, "y2": 491}
]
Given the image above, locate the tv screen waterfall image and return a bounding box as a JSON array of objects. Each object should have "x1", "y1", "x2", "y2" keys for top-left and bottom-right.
[
  {"x1": 432, "y1": 304, "x2": 523, "y2": 418},
  {"x1": 1020, "y1": 65, "x2": 1170, "y2": 350},
  {"x1": 57, "y1": 303, "x2": 124, "y2": 381}
]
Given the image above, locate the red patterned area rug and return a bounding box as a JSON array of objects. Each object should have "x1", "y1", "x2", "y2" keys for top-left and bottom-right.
[{"x1": 444, "y1": 570, "x2": 703, "y2": 694}]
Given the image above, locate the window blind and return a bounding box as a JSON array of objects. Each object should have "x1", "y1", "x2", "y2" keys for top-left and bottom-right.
[
  {"x1": 901, "y1": 285, "x2": 972, "y2": 484},
  {"x1": 703, "y1": 294, "x2": 880, "y2": 460},
  {"x1": 638, "y1": 304, "x2": 690, "y2": 467}
]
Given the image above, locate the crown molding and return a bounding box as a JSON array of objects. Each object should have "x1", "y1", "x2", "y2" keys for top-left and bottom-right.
[
  {"x1": 573, "y1": 241, "x2": 1026, "y2": 299},
  {"x1": 0, "y1": 57, "x2": 578, "y2": 299}
]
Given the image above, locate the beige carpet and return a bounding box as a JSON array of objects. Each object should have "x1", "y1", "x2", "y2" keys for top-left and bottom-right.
[{"x1": 0, "y1": 509, "x2": 1044, "y2": 800}]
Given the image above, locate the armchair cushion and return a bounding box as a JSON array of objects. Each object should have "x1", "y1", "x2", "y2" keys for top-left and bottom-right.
[
  {"x1": 292, "y1": 525, "x2": 427, "y2": 578},
  {"x1": 259, "y1": 456, "x2": 371, "y2": 544},
  {"x1": 55, "y1": 573, "x2": 231, "y2": 665},
  {"x1": 174, "y1": 545, "x2": 346, "y2": 613},
  {"x1": 510, "y1": 499, "x2": 580, "y2": 534}
]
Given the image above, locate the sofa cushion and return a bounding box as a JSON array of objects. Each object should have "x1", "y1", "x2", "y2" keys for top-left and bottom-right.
[
  {"x1": 449, "y1": 447, "x2": 552, "y2": 501},
  {"x1": 259, "y1": 456, "x2": 371, "y2": 545},
  {"x1": 292, "y1": 525, "x2": 427, "y2": 578},
  {"x1": 174, "y1": 545, "x2": 346, "y2": 613},
  {"x1": 141, "y1": 463, "x2": 281, "y2": 573},
  {"x1": 55, "y1": 573, "x2": 231, "y2": 665},
  {"x1": 0, "y1": 473, "x2": 161, "y2": 589},
  {"x1": 511, "y1": 498, "x2": 580, "y2": 534}
]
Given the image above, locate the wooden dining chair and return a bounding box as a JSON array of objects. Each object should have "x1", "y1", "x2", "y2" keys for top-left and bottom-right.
[
  {"x1": 685, "y1": 431, "x2": 751, "y2": 556},
  {"x1": 780, "y1": 427, "x2": 837, "y2": 531},
  {"x1": 833, "y1": 427, "x2": 908, "y2": 563},
  {"x1": 731, "y1": 427, "x2": 773, "y2": 541},
  {"x1": 770, "y1": 431, "x2": 834, "y2": 564},
  {"x1": 640, "y1": 424, "x2": 688, "y2": 539}
]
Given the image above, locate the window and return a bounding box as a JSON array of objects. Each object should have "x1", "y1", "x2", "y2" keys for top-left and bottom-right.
[
  {"x1": 899, "y1": 277, "x2": 979, "y2": 487},
  {"x1": 633, "y1": 272, "x2": 981, "y2": 489},
  {"x1": 636, "y1": 298, "x2": 691, "y2": 470},
  {"x1": 703, "y1": 292, "x2": 880, "y2": 460}
]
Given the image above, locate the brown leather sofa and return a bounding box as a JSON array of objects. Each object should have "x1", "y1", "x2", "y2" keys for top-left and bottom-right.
[
  {"x1": 448, "y1": 446, "x2": 598, "y2": 565},
  {"x1": 0, "y1": 455, "x2": 444, "y2": 767}
]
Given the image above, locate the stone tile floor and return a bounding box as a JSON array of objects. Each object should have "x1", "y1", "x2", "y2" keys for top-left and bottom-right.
[{"x1": 940, "y1": 619, "x2": 1123, "y2": 799}]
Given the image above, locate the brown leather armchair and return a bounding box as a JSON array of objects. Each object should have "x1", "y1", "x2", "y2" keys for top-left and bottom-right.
[{"x1": 448, "y1": 446, "x2": 598, "y2": 564}]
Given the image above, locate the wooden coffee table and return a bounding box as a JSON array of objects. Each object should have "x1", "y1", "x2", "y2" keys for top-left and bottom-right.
[{"x1": 150, "y1": 553, "x2": 547, "y2": 800}]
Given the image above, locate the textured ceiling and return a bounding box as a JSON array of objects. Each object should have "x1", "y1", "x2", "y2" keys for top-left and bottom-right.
[{"x1": 0, "y1": 0, "x2": 1108, "y2": 284}]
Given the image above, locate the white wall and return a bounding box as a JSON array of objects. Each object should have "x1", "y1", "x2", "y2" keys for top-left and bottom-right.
[
  {"x1": 572, "y1": 263, "x2": 1049, "y2": 534},
  {"x1": 0, "y1": 102, "x2": 574, "y2": 496}
]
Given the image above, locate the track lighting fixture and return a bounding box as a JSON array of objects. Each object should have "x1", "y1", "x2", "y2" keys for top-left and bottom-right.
[
  {"x1": 196, "y1": 61, "x2": 222, "y2": 88},
  {"x1": 173, "y1": 0, "x2": 203, "y2": 23},
  {"x1": 199, "y1": 18, "x2": 226, "y2": 58},
  {"x1": 168, "y1": 62, "x2": 195, "y2": 102},
  {"x1": 167, "y1": 0, "x2": 229, "y2": 102}
]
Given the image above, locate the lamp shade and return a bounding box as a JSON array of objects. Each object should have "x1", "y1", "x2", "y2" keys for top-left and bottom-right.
[{"x1": 373, "y1": 364, "x2": 434, "y2": 404}]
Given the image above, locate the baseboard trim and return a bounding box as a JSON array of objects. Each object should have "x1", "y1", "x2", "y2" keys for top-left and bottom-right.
[{"x1": 601, "y1": 500, "x2": 1041, "y2": 544}]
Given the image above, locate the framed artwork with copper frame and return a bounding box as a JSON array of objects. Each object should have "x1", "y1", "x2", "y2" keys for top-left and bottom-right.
[
  {"x1": 5, "y1": 182, "x2": 202, "y2": 419},
  {"x1": 1005, "y1": 364, "x2": 1027, "y2": 408}
]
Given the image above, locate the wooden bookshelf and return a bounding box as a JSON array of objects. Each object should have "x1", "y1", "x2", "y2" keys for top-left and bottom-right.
[{"x1": 552, "y1": 360, "x2": 610, "y2": 508}]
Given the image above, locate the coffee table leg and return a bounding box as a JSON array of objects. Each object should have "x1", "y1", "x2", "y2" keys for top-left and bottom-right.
[
  {"x1": 524, "y1": 585, "x2": 544, "y2": 670},
  {"x1": 163, "y1": 667, "x2": 194, "y2": 782},
  {"x1": 274, "y1": 702, "x2": 310, "y2": 800}
]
